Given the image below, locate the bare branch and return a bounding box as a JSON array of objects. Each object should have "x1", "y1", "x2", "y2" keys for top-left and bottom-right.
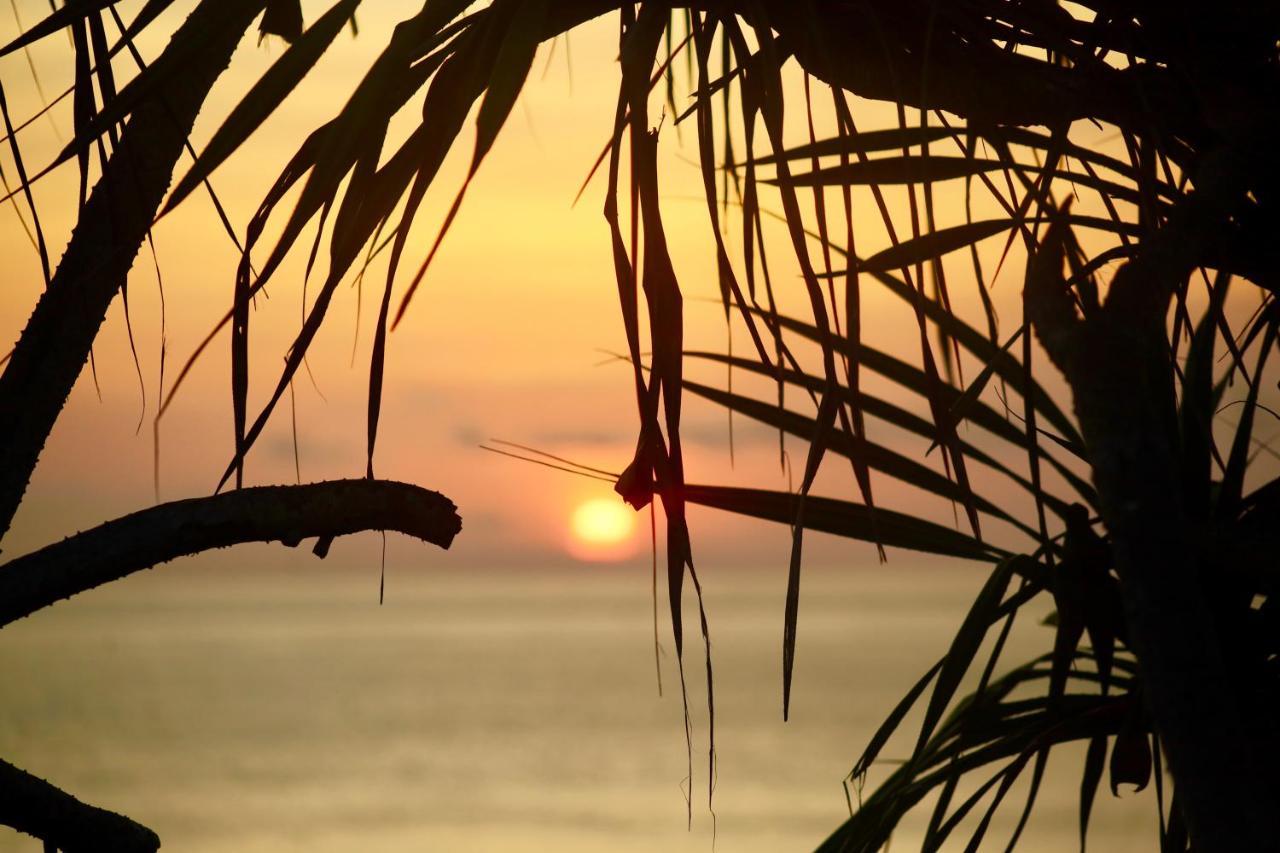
[
  {"x1": 0, "y1": 0, "x2": 264, "y2": 544},
  {"x1": 0, "y1": 758, "x2": 159, "y2": 853},
  {"x1": 0, "y1": 479, "x2": 461, "y2": 628}
]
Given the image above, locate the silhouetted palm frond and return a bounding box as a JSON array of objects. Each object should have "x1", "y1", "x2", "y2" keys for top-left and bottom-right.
[{"x1": 3, "y1": 1, "x2": 1278, "y2": 849}]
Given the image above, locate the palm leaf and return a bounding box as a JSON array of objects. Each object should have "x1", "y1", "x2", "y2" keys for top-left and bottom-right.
[
  {"x1": 683, "y1": 484, "x2": 1005, "y2": 561},
  {"x1": 163, "y1": 0, "x2": 365, "y2": 215}
]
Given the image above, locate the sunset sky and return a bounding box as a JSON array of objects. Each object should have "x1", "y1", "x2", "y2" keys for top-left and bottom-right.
[
  {"x1": 1, "y1": 1, "x2": 1271, "y2": 579},
  {"x1": 6, "y1": 7, "x2": 1280, "y2": 851}
]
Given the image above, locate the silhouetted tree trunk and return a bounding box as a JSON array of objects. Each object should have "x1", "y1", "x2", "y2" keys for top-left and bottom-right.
[
  {"x1": 1028, "y1": 143, "x2": 1279, "y2": 849},
  {"x1": 0, "y1": 0, "x2": 263, "y2": 544}
]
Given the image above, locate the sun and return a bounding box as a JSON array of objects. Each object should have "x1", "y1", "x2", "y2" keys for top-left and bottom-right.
[{"x1": 567, "y1": 498, "x2": 638, "y2": 561}]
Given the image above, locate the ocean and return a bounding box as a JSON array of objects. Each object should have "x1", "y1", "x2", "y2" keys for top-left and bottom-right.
[{"x1": 0, "y1": 561, "x2": 1156, "y2": 851}]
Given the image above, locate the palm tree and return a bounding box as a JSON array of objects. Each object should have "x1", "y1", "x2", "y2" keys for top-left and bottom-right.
[
  {"x1": 1, "y1": 2, "x2": 1276, "y2": 850},
  {"x1": 0, "y1": 4, "x2": 462, "y2": 849}
]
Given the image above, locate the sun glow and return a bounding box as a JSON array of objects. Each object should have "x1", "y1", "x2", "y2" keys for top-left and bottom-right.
[{"x1": 568, "y1": 498, "x2": 638, "y2": 561}]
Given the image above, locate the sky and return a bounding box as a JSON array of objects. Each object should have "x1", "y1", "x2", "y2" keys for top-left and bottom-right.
[
  {"x1": 1, "y1": 1, "x2": 1273, "y2": 579},
  {"x1": 0, "y1": 2, "x2": 741, "y2": 571},
  {"x1": 3, "y1": 8, "x2": 1277, "y2": 851}
]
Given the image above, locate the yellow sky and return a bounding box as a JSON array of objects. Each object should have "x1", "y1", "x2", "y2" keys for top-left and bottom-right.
[
  {"x1": 0, "y1": 3, "x2": 803, "y2": 571},
  {"x1": 2, "y1": 2, "x2": 1273, "y2": 576}
]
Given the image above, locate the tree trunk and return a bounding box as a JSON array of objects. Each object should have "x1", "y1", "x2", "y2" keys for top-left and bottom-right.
[
  {"x1": 1070, "y1": 312, "x2": 1273, "y2": 849},
  {"x1": 1027, "y1": 205, "x2": 1280, "y2": 849},
  {"x1": 0, "y1": 0, "x2": 264, "y2": 544}
]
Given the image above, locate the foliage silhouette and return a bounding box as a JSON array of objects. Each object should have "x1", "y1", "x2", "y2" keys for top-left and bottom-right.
[{"x1": 1, "y1": 2, "x2": 1278, "y2": 851}]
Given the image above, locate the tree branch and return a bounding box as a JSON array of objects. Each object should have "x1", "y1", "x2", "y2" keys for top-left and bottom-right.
[
  {"x1": 0, "y1": 0, "x2": 264, "y2": 543},
  {"x1": 0, "y1": 479, "x2": 461, "y2": 628},
  {"x1": 0, "y1": 758, "x2": 159, "y2": 853}
]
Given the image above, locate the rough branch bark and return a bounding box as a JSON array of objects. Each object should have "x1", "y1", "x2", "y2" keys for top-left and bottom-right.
[
  {"x1": 0, "y1": 0, "x2": 264, "y2": 544},
  {"x1": 0, "y1": 479, "x2": 461, "y2": 628},
  {"x1": 0, "y1": 758, "x2": 159, "y2": 853}
]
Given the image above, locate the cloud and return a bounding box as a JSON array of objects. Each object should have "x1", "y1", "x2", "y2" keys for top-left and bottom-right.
[
  {"x1": 262, "y1": 433, "x2": 356, "y2": 464},
  {"x1": 528, "y1": 428, "x2": 629, "y2": 446},
  {"x1": 679, "y1": 418, "x2": 776, "y2": 448},
  {"x1": 452, "y1": 423, "x2": 486, "y2": 447},
  {"x1": 452, "y1": 423, "x2": 628, "y2": 448}
]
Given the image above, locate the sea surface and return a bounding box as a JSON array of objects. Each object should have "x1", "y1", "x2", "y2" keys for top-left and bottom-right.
[{"x1": 0, "y1": 561, "x2": 1157, "y2": 851}]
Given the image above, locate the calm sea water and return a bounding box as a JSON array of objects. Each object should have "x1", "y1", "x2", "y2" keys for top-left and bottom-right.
[{"x1": 0, "y1": 562, "x2": 1156, "y2": 851}]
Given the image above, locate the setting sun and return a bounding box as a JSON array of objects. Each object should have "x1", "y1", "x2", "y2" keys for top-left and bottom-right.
[
  {"x1": 567, "y1": 498, "x2": 638, "y2": 562},
  {"x1": 4, "y1": 1, "x2": 1268, "y2": 849}
]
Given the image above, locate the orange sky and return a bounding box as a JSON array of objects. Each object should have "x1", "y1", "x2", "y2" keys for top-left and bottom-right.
[
  {"x1": 2, "y1": 2, "x2": 1274, "y2": 578},
  {"x1": 0, "y1": 4, "x2": 783, "y2": 572}
]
